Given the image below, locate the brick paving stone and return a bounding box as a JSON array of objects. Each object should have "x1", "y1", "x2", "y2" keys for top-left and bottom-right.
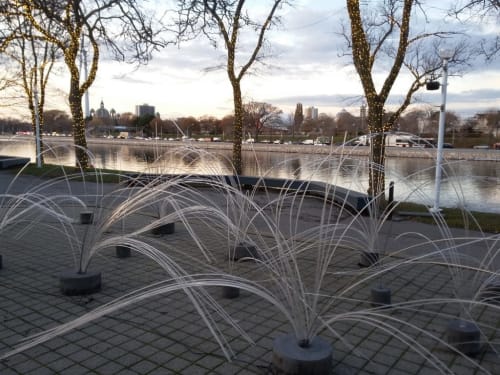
[
  {"x1": 388, "y1": 368, "x2": 415, "y2": 375},
  {"x1": 46, "y1": 356, "x2": 76, "y2": 373},
  {"x1": 193, "y1": 354, "x2": 226, "y2": 371},
  {"x1": 181, "y1": 363, "x2": 214, "y2": 374},
  {"x1": 75, "y1": 335, "x2": 101, "y2": 349},
  {"x1": 100, "y1": 346, "x2": 128, "y2": 360},
  {"x1": 67, "y1": 348, "x2": 95, "y2": 363},
  {"x1": 107, "y1": 333, "x2": 131, "y2": 347},
  {"x1": 129, "y1": 359, "x2": 158, "y2": 374},
  {"x1": 96, "y1": 360, "x2": 126, "y2": 374},
  {"x1": 393, "y1": 359, "x2": 423, "y2": 374},
  {"x1": 26, "y1": 366, "x2": 55, "y2": 375},
  {"x1": 161, "y1": 355, "x2": 191, "y2": 372},
  {"x1": 132, "y1": 344, "x2": 160, "y2": 359},
  {"x1": 120, "y1": 338, "x2": 147, "y2": 352},
  {"x1": 34, "y1": 351, "x2": 65, "y2": 367},
  {"x1": 144, "y1": 368, "x2": 169, "y2": 375},
  {"x1": 87, "y1": 341, "x2": 113, "y2": 354},
  {"x1": 80, "y1": 354, "x2": 109, "y2": 370}
]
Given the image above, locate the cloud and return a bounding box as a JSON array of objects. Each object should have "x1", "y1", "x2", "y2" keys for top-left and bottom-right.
[
  {"x1": 266, "y1": 93, "x2": 361, "y2": 108},
  {"x1": 31, "y1": 0, "x2": 498, "y2": 121}
]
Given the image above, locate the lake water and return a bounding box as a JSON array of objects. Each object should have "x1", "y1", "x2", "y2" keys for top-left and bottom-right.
[{"x1": 1, "y1": 137, "x2": 499, "y2": 213}]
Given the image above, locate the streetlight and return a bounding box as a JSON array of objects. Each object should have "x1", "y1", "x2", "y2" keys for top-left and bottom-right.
[
  {"x1": 430, "y1": 48, "x2": 453, "y2": 213},
  {"x1": 80, "y1": 36, "x2": 90, "y2": 119}
]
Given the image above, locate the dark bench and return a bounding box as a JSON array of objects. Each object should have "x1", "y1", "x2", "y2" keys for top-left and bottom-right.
[{"x1": 123, "y1": 173, "x2": 371, "y2": 215}]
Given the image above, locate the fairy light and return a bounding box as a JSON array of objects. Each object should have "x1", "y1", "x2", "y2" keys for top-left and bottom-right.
[
  {"x1": 232, "y1": 89, "x2": 243, "y2": 175},
  {"x1": 17, "y1": 0, "x2": 104, "y2": 169},
  {"x1": 203, "y1": 0, "x2": 282, "y2": 176},
  {"x1": 219, "y1": 2, "x2": 243, "y2": 176},
  {"x1": 347, "y1": 0, "x2": 413, "y2": 197}
]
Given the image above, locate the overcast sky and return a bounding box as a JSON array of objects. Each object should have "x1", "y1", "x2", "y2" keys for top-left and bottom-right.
[{"x1": 42, "y1": 0, "x2": 500, "y2": 120}]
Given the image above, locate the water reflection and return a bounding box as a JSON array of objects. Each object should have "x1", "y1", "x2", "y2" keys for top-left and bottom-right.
[{"x1": 1, "y1": 138, "x2": 498, "y2": 213}]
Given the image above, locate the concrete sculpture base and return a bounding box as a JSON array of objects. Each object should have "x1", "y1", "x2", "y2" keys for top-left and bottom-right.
[
  {"x1": 272, "y1": 334, "x2": 332, "y2": 375},
  {"x1": 59, "y1": 270, "x2": 102, "y2": 296}
]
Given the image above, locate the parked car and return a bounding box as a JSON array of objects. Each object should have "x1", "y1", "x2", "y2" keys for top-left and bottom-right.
[
  {"x1": 473, "y1": 145, "x2": 489, "y2": 149},
  {"x1": 493, "y1": 143, "x2": 500, "y2": 150}
]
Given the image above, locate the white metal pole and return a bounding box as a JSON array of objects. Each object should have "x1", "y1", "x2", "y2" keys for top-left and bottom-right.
[
  {"x1": 33, "y1": 85, "x2": 42, "y2": 168},
  {"x1": 80, "y1": 36, "x2": 90, "y2": 119},
  {"x1": 431, "y1": 56, "x2": 450, "y2": 212}
]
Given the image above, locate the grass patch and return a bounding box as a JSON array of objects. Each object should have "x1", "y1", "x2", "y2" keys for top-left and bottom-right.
[{"x1": 395, "y1": 201, "x2": 500, "y2": 234}]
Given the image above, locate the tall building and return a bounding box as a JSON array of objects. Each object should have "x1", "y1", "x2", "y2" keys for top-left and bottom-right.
[
  {"x1": 305, "y1": 106, "x2": 319, "y2": 120},
  {"x1": 360, "y1": 102, "x2": 367, "y2": 131},
  {"x1": 135, "y1": 104, "x2": 155, "y2": 117}
]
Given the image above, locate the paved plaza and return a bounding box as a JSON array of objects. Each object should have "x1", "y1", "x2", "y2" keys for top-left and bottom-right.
[{"x1": 0, "y1": 171, "x2": 499, "y2": 374}]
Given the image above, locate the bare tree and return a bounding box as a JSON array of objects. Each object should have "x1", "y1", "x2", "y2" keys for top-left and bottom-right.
[
  {"x1": 198, "y1": 116, "x2": 222, "y2": 137},
  {"x1": 317, "y1": 114, "x2": 336, "y2": 138},
  {"x1": 6, "y1": 0, "x2": 166, "y2": 168},
  {"x1": 482, "y1": 109, "x2": 500, "y2": 139},
  {"x1": 243, "y1": 101, "x2": 282, "y2": 142},
  {"x1": 450, "y1": 0, "x2": 499, "y2": 61},
  {"x1": 344, "y1": 0, "x2": 469, "y2": 198},
  {"x1": 43, "y1": 109, "x2": 72, "y2": 134},
  {"x1": 220, "y1": 114, "x2": 235, "y2": 139},
  {"x1": 1, "y1": 8, "x2": 61, "y2": 164},
  {"x1": 0, "y1": 7, "x2": 26, "y2": 108},
  {"x1": 335, "y1": 109, "x2": 357, "y2": 138},
  {"x1": 176, "y1": 116, "x2": 199, "y2": 138},
  {"x1": 398, "y1": 108, "x2": 428, "y2": 134},
  {"x1": 174, "y1": 0, "x2": 287, "y2": 174},
  {"x1": 0, "y1": 63, "x2": 18, "y2": 106}
]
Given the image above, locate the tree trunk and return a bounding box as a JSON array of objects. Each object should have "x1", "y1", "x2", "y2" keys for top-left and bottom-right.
[
  {"x1": 367, "y1": 99, "x2": 386, "y2": 199},
  {"x1": 69, "y1": 75, "x2": 89, "y2": 169},
  {"x1": 29, "y1": 99, "x2": 45, "y2": 165},
  {"x1": 231, "y1": 81, "x2": 243, "y2": 175}
]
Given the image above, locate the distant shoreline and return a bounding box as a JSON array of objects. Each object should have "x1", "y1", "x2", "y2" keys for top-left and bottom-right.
[{"x1": 1, "y1": 135, "x2": 499, "y2": 162}]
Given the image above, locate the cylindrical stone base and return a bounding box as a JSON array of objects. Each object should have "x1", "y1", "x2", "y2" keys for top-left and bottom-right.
[
  {"x1": 371, "y1": 286, "x2": 391, "y2": 307},
  {"x1": 221, "y1": 286, "x2": 240, "y2": 299},
  {"x1": 80, "y1": 211, "x2": 94, "y2": 225},
  {"x1": 447, "y1": 319, "x2": 481, "y2": 356},
  {"x1": 272, "y1": 334, "x2": 333, "y2": 375},
  {"x1": 59, "y1": 270, "x2": 101, "y2": 296},
  {"x1": 151, "y1": 222, "x2": 175, "y2": 235},
  {"x1": 116, "y1": 245, "x2": 131, "y2": 258},
  {"x1": 359, "y1": 251, "x2": 379, "y2": 267},
  {"x1": 230, "y1": 243, "x2": 259, "y2": 261}
]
